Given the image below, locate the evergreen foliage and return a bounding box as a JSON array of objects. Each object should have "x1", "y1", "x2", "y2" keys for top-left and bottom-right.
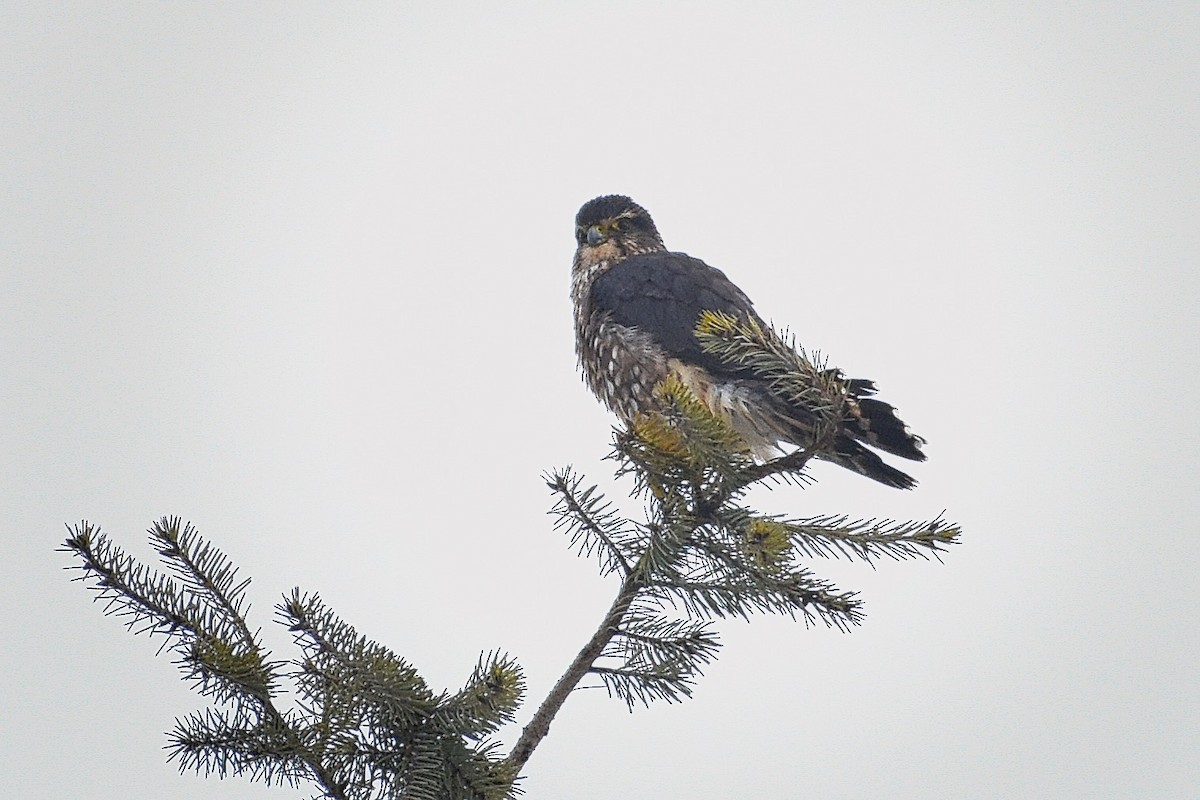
[
  {"x1": 63, "y1": 519, "x2": 522, "y2": 800},
  {"x1": 63, "y1": 316, "x2": 960, "y2": 798}
]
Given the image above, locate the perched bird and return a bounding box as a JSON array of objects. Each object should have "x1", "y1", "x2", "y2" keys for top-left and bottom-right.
[{"x1": 570, "y1": 194, "x2": 925, "y2": 488}]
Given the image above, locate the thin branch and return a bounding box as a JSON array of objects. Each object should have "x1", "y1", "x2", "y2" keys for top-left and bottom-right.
[
  {"x1": 62, "y1": 523, "x2": 199, "y2": 640},
  {"x1": 546, "y1": 472, "x2": 633, "y2": 577},
  {"x1": 153, "y1": 518, "x2": 259, "y2": 651},
  {"x1": 255, "y1": 699, "x2": 348, "y2": 800},
  {"x1": 783, "y1": 513, "x2": 963, "y2": 563},
  {"x1": 505, "y1": 573, "x2": 640, "y2": 773},
  {"x1": 741, "y1": 446, "x2": 819, "y2": 484}
]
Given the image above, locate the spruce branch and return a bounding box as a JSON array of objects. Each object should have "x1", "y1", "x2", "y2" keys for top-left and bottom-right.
[
  {"x1": 508, "y1": 315, "x2": 958, "y2": 771},
  {"x1": 61, "y1": 314, "x2": 959, "y2": 796},
  {"x1": 506, "y1": 572, "x2": 641, "y2": 773},
  {"x1": 595, "y1": 614, "x2": 721, "y2": 710},
  {"x1": 545, "y1": 469, "x2": 637, "y2": 577},
  {"x1": 778, "y1": 513, "x2": 962, "y2": 563},
  {"x1": 63, "y1": 519, "x2": 277, "y2": 704},
  {"x1": 166, "y1": 706, "x2": 309, "y2": 786},
  {"x1": 63, "y1": 523, "x2": 521, "y2": 800},
  {"x1": 694, "y1": 310, "x2": 848, "y2": 423},
  {"x1": 436, "y1": 651, "x2": 526, "y2": 740},
  {"x1": 588, "y1": 664, "x2": 698, "y2": 707},
  {"x1": 63, "y1": 520, "x2": 202, "y2": 640},
  {"x1": 153, "y1": 517, "x2": 259, "y2": 651}
]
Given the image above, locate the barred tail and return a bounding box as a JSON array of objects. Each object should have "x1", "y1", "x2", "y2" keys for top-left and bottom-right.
[
  {"x1": 786, "y1": 374, "x2": 925, "y2": 489},
  {"x1": 850, "y1": 397, "x2": 926, "y2": 461},
  {"x1": 822, "y1": 372, "x2": 926, "y2": 462}
]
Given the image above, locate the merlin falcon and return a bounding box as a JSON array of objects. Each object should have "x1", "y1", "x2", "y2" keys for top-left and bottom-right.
[{"x1": 570, "y1": 194, "x2": 926, "y2": 489}]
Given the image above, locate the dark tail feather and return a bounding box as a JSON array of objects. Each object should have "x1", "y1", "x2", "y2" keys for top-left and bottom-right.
[
  {"x1": 827, "y1": 435, "x2": 917, "y2": 489},
  {"x1": 850, "y1": 397, "x2": 926, "y2": 461},
  {"x1": 772, "y1": 372, "x2": 924, "y2": 488}
]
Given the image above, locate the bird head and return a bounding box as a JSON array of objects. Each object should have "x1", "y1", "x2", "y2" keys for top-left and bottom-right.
[{"x1": 573, "y1": 195, "x2": 665, "y2": 267}]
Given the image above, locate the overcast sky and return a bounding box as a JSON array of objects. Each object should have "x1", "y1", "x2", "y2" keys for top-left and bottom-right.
[{"x1": 4, "y1": 3, "x2": 1198, "y2": 798}]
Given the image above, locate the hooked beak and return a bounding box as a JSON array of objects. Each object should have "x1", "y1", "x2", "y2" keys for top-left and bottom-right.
[{"x1": 586, "y1": 225, "x2": 605, "y2": 246}]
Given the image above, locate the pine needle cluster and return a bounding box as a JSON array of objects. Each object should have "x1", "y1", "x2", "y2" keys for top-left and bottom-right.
[
  {"x1": 62, "y1": 518, "x2": 523, "y2": 800},
  {"x1": 62, "y1": 315, "x2": 960, "y2": 797}
]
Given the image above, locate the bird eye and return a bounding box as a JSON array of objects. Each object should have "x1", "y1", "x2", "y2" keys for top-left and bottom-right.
[{"x1": 610, "y1": 220, "x2": 621, "y2": 231}]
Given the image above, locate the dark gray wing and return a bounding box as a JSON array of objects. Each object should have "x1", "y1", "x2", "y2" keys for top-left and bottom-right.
[
  {"x1": 589, "y1": 251, "x2": 763, "y2": 379},
  {"x1": 591, "y1": 250, "x2": 927, "y2": 476}
]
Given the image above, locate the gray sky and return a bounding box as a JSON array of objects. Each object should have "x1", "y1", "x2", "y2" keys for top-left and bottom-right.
[{"x1": 4, "y1": 3, "x2": 1198, "y2": 798}]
